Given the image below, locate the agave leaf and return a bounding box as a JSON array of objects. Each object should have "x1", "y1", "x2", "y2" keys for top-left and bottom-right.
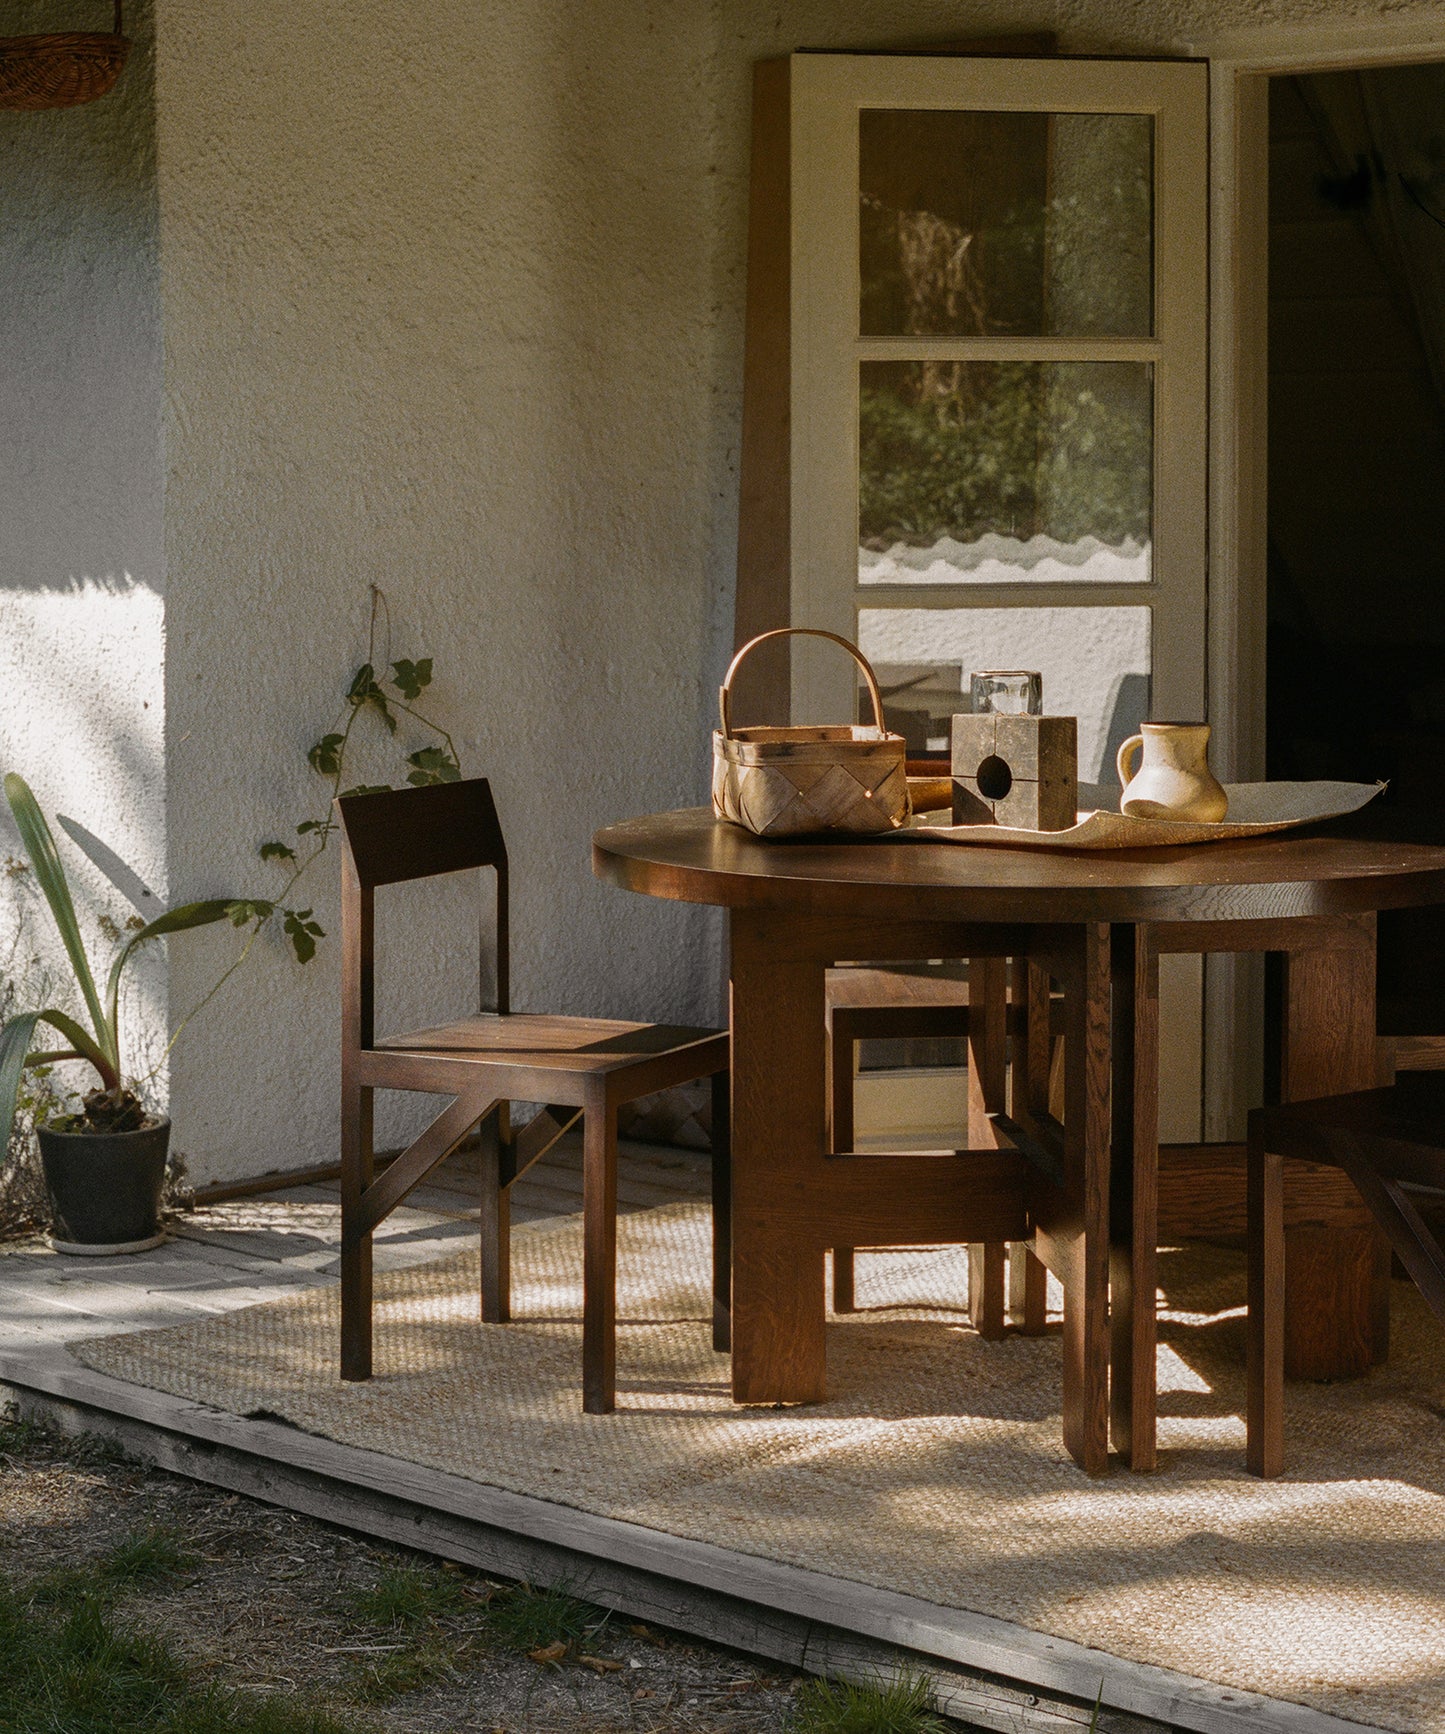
[
  {"x1": 105, "y1": 899, "x2": 236, "y2": 1035},
  {"x1": 0, "y1": 1013, "x2": 41, "y2": 1160},
  {"x1": 0, "y1": 1008, "x2": 119, "y2": 1153},
  {"x1": 3, "y1": 775, "x2": 110, "y2": 1068},
  {"x1": 31, "y1": 1008, "x2": 114, "y2": 1082}
]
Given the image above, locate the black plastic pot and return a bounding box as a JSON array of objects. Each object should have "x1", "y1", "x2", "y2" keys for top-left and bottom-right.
[{"x1": 36, "y1": 1116, "x2": 169, "y2": 1253}]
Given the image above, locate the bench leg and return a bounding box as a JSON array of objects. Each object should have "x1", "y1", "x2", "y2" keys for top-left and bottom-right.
[
  {"x1": 340, "y1": 1078, "x2": 374, "y2": 1382},
  {"x1": 1248, "y1": 1122, "x2": 1286, "y2": 1477},
  {"x1": 478, "y1": 1104, "x2": 511, "y2": 1324},
  {"x1": 582, "y1": 1088, "x2": 618, "y2": 1415},
  {"x1": 711, "y1": 1069, "x2": 732, "y2": 1353}
]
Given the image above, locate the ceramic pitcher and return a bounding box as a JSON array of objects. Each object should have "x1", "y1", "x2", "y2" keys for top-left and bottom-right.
[{"x1": 1116, "y1": 722, "x2": 1229, "y2": 823}]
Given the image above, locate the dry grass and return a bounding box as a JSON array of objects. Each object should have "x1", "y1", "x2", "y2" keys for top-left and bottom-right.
[{"x1": 0, "y1": 1407, "x2": 811, "y2": 1732}]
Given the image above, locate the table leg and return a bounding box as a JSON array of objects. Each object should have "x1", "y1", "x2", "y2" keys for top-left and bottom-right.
[
  {"x1": 1030, "y1": 925, "x2": 1111, "y2": 1476},
  {"x1": 1110, "y1": 923, "x2": 1160, "y2": 1471},
  {"x1": 729, "y1": 911, "x2": 828, "y2": 1404},
  {"x1": 1281, "y1": 925, "x2": 1390, "y2": 1378}
]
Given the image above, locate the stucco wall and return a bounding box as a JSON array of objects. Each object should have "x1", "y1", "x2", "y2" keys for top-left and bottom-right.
[
  {"x1": 155, "y1": 2, "x2": 734, "y2": 1179},
  {"x1": 0, "y1": 2, "x2": 166, "y2": 1098},
  {"x1": 7, "y1": 0, "x2": 1433, "y2": 1182}
]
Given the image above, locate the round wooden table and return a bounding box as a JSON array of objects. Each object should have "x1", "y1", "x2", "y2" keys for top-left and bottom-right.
[{"x1": 593, "y1": 808, "x2": 1445, "y2": 1474}]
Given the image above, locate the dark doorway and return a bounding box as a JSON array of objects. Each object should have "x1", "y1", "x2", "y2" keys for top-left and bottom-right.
[{"x1": 1267, "y1": 65, "x2": 1445, "y2": 1042}]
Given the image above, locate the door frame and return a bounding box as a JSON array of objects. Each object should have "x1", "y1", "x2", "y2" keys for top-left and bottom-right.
[{"x1": 1197, "y1": 14, "x2": 1445, "y2": 1137}]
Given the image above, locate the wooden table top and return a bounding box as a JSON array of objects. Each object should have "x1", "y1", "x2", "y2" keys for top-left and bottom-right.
[{"x1": 592, "y1": 807, "x2": 1445, "y2": 926}]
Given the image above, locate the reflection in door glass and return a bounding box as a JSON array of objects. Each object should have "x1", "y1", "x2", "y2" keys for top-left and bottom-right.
[
  {"x1": 859, "y1": 361, "x2": 1152, "y2": 585},
  {"x1": 857, "y1": 605, "x2": 1151, "y2": 796},
  {"x1": 859, "y1": 110, "x2": 1153, "y2": 338}
]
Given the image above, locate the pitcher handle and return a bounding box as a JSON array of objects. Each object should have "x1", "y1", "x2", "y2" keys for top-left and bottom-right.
[{"x1": 1116, "y1": 733, "x2": 1144, "y2": 790}]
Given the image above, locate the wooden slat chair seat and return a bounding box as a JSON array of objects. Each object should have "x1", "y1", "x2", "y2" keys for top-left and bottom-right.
[
  {"x1": 1247, "y1": 1071, "x2": 1445, "y2": 1475},
  {"x1": 827, "y1": 962, "x2": 1060, "y2": 1337},
  {"x1": 338, "y1": 779, "x2": 728, "y2": 1415}
]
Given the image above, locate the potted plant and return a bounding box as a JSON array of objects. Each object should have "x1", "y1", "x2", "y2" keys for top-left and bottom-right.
[
  {"x1": 0, "y1": 774, "x2": 236, "y2": 1253},
  {"x1": 0, "y1": 589, "x2": 461, "y2": 1253}
]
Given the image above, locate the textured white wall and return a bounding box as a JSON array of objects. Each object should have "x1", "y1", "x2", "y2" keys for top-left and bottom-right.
[
  {"x1": 155, "y1": 1, "x2": 734, "y2": 1179},
  {"x1": 0, "y1": 2, "x2": 167, "y2": 1103},
  {"x1": 135, "y1": 0, "x2": 1445, "y2": 1180}
]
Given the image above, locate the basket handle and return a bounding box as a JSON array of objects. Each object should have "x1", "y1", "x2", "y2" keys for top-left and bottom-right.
[{"x1": 719, "y1": 627, "x2": 888, "y2": 740}]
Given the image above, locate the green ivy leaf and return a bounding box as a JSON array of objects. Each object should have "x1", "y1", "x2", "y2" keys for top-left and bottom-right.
[
  {"x1": 258, "y1": 840, "x2": 297, "y2": 863},
  {"x1": 338, "y1": 784, "x2": 390, "y2": 799},
  {"x1": 405, "y1": 747, "x2": 461, "y2": 786},
  {"x1": 308, "y1": 733, "x2": 346, "y2": 776},
  {"x1": 296, "y1": 818, "x2": 329, "y2": 837},
  {"x1": 390, "y1": 657, "x2": 433, "y2": 701},
  {"x1": 224, "y1": 898, "x2": 275, "y2": 928},
  {"x1": 346, "y1": 663, "x2": 396, "y2": 734},
  {"x1": 283, "y1": 907, "x2": 325, "y2": 964}
]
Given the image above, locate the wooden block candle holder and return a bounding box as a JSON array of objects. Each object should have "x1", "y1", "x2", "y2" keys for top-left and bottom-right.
[{"x1": 951, "y1": 713, "x2": 1078, "y2": 831}]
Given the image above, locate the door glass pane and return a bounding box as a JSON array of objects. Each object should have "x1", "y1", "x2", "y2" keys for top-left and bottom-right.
[
  {"x1": 857, "y1": 605, "x2": 1151, "y2": 799},
  {"x1": 859, "y1": 360, "x2": 1152, "y2": 585},
  {"x1": 860, "y1": 110, "x2": 1153, "y2": 338}
]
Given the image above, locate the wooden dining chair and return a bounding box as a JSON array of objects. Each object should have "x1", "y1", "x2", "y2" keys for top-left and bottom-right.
[
  {"x1": 1247, "y1": 1070, "x2": 1445, "y2": 1475},
  {"x1": 827, "y1": 960, "x2": 1057, "y2": 1336},
  {"x1": 336, "y1": 778, "x2": 729, "y2": 1414}
]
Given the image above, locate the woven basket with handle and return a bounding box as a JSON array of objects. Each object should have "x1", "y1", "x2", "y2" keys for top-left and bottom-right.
[
  {"x1": 712, "y1": 628, "x2": 910, "y2": 838},
  {"x1": 0, "y1": 1, "x2": 128, "y2": 110}
]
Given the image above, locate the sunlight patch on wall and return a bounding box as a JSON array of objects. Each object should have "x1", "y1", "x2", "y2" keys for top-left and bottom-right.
[{"x1": 0, "y1": 577, "x2": 168, "y2": 1098}]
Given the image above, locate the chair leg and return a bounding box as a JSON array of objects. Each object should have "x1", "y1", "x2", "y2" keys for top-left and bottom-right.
[
  {"x1": 478, "y1": 1104, "x2": 511, "y2": 1324},
  {"x1": 1248, "y1": 1121, "x2": 1286, "y2": 1477},
  {"x1": 710, "y1": 1069, "x2": 732, "y2": 1354},
  {"x1": 1009, "y1": 1243, "x2": 1048, "y2": 1334},
  {"x1": 832, "y1": 1248, "x2": 857, "y2": 1313},
  {"x1": 340, "y1": 1079, "x2": 374, "y2": 1382},
  {"x1": 968, "y1": 956, "x2": 1009, "y2": 1340},
  {"x1": 582, "y1": 1088, "x2": 618, "y2": 1415},
  {"x1": 969, "y1": 1241, "x2": 1007, "y2": 1335},
  {"x1": 1011, "y1": 960, "x2": 1052, "y2": 1340},
  {"x1": 829, "y1": 1017, "x2": 858, "y2": 1312}
]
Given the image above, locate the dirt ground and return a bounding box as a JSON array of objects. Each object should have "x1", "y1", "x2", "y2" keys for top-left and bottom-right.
[{"x1": 0, "y1": 1406, "x2": 806, "y2": 1733}]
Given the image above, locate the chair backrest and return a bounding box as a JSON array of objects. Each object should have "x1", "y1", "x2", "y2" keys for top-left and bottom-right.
[
  {"x1": 336, "y1": 779, "x2": 507, "y2": 887},
  {"x1": 336, "y1": 779, "x2": 510, "y2": 1046},
  {"x1": 1308, "y1": 1074, "x2": 1445, "y2": 1327}
]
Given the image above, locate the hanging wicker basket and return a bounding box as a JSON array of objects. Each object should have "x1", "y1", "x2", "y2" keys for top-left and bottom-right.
[
  {"x1": 712, "y1": 627, "x2": 911, "y2": 838},
  {"x1": 0, "y1": 2, "x2": 128, "y2": 110}
]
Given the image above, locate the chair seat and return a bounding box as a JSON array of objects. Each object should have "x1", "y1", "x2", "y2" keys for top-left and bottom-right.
[
  {"x1": 824, "y1": 965, "x2": 968, "y2": 1011},
  {"x1": 376, "y1": 1012, "x2": 723, "y2": 1074}
]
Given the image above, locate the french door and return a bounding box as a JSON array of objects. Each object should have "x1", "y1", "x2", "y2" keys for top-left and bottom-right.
[{"x1": 740, "y1": 52, "x2": 1210, "y2": 1136}]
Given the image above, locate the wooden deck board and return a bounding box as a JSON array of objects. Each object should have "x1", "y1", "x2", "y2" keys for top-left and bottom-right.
[
  {"x1": 0, "y1": 1344, "x2": 1374, "y2": 1734},
  {"x1": 0, "y1": 1140, "x2": 1391, "y2": 1734}
]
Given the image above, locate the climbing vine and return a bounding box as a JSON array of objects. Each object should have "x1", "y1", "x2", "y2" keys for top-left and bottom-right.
[{"x1": 162, "y1": 587, "x2": 462, "y2": 1052}]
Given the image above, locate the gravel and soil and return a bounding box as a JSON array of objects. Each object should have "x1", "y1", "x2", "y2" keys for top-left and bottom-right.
[{"x1": 0, "y1": 1406, "x2": 820, "y2": 1733}]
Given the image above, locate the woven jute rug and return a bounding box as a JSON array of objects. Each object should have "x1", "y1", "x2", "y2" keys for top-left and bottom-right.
[{"x1": 72, "y1": 1203, "x2": 1445, "y2": 1731}]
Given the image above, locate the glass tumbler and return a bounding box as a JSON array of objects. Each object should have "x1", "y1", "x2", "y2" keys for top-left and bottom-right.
[{"x1": 970, "y1": 670, "x2": 1043, "y2": 716}]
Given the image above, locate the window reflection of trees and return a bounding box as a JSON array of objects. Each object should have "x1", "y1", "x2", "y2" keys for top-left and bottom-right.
[
  {"x1": 857, "y1": 110, "x2": 1153, "y2": 564},
  {"x1": 860, "y1": 361, "x2": 1152, "y2": 553}
]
